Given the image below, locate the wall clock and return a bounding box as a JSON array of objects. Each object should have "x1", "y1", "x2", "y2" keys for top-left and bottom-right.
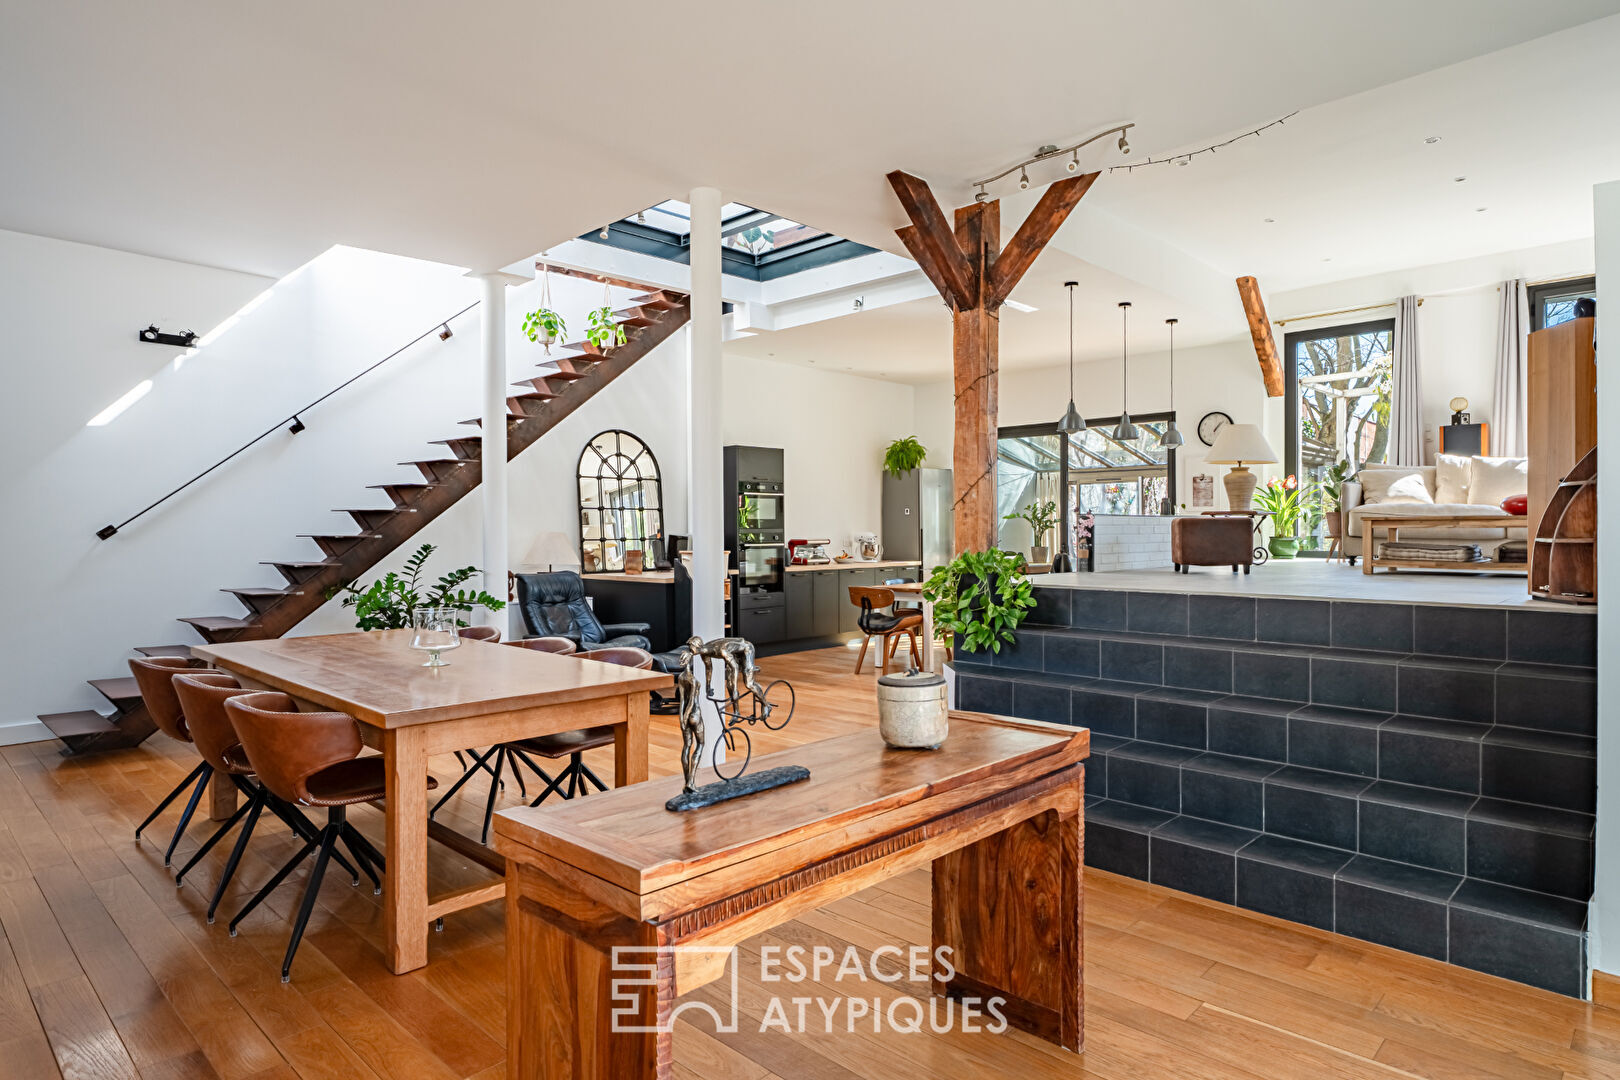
[{"x1": 1197, "y1": 411, "x2": 1232, "y2": 447}]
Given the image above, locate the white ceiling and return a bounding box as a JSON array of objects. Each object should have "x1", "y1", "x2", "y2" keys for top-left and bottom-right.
[{"x1": 3, "y1": 0, "x2": 1617, "y2": 278}]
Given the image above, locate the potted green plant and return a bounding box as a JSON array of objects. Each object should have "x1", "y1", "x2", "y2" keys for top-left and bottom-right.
[
  {"x1": 521, "y1": 307, "x2": 567, "y2": 353},
  {"x1": 334, "y1": 543, "x2": 505, "y2": 630},
  {"x1": 1320, "y1": 459, "x2": 1355, "y2": 540},
  {"x1": 882, "y1": 436, "x2": 927, "y2": 477},
  {"x1": 585, "y1": 305, "x2": 627, "y2": 351},
  {"x1": 1254, "y1": 475, "x2": 1316, "y2": 559},
  {"x1": 922, "y1": 548, "x2": 1037, "y2": 659},
  {"x1": 1004, "y1": 500, "x2": 1059, "y2": 564}
]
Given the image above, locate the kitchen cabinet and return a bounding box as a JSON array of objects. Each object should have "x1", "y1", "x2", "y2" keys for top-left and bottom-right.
[
  {"x1": 737, "y1": 601, "x2": 785, "y2": 644},
  {"x1": 783, "y1": 573, "x2": 813, "y2": 641},
  {"x1": 810, "y1": 571, "x2": 840, "y2": 638},
  {"x1": 838, "y1": 567, "x2": 882, "y2": 633}
]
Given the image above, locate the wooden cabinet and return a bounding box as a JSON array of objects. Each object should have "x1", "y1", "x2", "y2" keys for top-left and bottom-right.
[{"x1": 1528, "y1": 317, "x2": 1597, "y2": 590}]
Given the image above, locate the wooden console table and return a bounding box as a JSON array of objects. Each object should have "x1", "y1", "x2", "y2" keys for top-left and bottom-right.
[
  {"x1": 493, "y1": 713, "x2": 1088, "y2": 1079},
  {"x1": 1361, "y1": 513, "x2": 1528, "y2": 575}
]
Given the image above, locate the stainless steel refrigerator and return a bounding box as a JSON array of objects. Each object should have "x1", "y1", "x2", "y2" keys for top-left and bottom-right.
[{"x1": 882, "y1": 467, "x2": 953, "y2": 573}]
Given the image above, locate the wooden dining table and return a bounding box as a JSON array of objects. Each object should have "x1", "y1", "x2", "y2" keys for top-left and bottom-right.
[
  {"x1": 192, "y1": 629, "x2": 672, "y2": 974},
  {"x1": 885, "y1": 580, "x2": 939, "y2": 672}
]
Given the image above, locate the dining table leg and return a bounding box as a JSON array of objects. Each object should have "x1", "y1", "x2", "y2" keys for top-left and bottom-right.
[
  {"x1": 614, "y1": 693, "x2": 650, "y2": 787},
  {"x1": 383, "y1": 724, "x2": 431, "y2": 974},
  {"x1": 920, "y1": 597, "x2": 937, "y2": 673}
]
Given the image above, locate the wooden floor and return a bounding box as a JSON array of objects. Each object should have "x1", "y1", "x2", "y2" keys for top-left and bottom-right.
[{"x1": 3, "y1": 643, "x2": 1619, "y2": 1080}]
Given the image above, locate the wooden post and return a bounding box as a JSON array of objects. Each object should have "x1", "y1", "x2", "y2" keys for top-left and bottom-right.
[
  {"x1": 1236, "y1": 276, "x2": 1285, "y2": 398},
  {"x1": 888, "y1": 171, "x2": 1096, "y2": 552}
]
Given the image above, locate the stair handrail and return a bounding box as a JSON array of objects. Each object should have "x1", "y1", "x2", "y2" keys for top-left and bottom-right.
[{"x1": 96, "y1": 301, "x2": 481, "y2": 540}]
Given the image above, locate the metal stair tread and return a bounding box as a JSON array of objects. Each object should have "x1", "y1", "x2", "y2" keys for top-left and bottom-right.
[
  {"x1": 38, "y1": 710, "x2": 119, "y2": 737},
  {"x1": 133, "y1": 645, "x2": 193, "y2": 658},
  {"x1": 178, "y1": 615, "x2": 259, "y2": 630},
  {"x1": 86, "y1": 677, "x2": 141, "y2": 702}
]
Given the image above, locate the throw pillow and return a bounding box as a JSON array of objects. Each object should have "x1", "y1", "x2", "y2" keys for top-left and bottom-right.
[
  {"x1": 1471, "y1": 457, "x2": 1529, "y2": 509},
  {"x1": 1434, "y1": 453, "x2": 1471, "y2": 504},
  {"x1": 1361, "y1": 467, "x2": 1435, "y2": 505}
]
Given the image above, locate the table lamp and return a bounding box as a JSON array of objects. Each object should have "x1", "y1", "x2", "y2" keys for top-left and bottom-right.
[
  {"x1": 521, "y1": 531, "x2": 579, "y2": 572},
  {"x1": 1204, "y1": 424, "x2": 1278, "y2": 512}
]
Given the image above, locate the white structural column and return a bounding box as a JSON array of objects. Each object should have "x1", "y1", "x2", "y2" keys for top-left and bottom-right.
[
  {"x1": 687, "y1": 187, "x2": 726, "y2": 751},
  {"x1": 477, "y1": 272, "x2": 510, "y2": 623}
]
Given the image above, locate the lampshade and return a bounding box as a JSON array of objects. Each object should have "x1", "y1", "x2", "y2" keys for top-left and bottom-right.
[
  {"x1": 1112, "y1": 414, "x2": 1141, "y2": 442},
  {"x1": 1161, "y1": 420, "x2": 1185, "y2": 448},
  {"x1": 522, "y1": 530, "x2": 578, "y2": 570},
  {"x1": 1055, "y1": 281, "x2": 1086, "y2": 434},
  {"x1": 1057, "y1": 400, "x2": 1085, "y2": 433},
  {"x1": 1205, "y1": 423, "x2": 1278, "y2": 465}
]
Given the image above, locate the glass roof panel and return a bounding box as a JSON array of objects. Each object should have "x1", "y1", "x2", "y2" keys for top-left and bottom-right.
[
  {"x1": 631, "y1": 200, "x2": 754, "y2": 236},
  {"x1": 722, "y1": 218, "x2": 829, "y2": 255}
]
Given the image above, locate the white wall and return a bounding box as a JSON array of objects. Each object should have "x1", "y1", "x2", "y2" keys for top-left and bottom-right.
[
  {"x1": 719, "y1": 354, "x2": 915, "y2": 552},
  {"x1": 1589, "y1": 179, "x2": 1618, "y2": 982},
  {"x1": 1, "y1": 233, "x2": 692, "y2": 736}
]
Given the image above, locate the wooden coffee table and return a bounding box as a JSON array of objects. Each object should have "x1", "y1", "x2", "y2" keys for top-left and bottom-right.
[{"x1": 1361, "y1": 513, "x2": 1528, "y2": 574}]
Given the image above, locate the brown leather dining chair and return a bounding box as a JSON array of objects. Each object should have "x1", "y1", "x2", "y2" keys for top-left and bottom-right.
[
  {"x1": 505, "y1": 635, "x2": 578, "y2": 654},
  {"x1": 848, "y1": 586, "x2": 923, "y2": 675},
  {"x1": 128, "y1": 655, "x2": 211, "y2": 865},
  {"x1": 171, "y1": 672, "x2": 361, "y2": 923},
  {"x1": 457, "y1": 625, "x2": 501, "y2": 642},
  {"x1": 224, "y1": 691, "x2": 432, "y2": 982},
  {"x1": 512, "y1": 646, "x2": 654, "y2": 806}
]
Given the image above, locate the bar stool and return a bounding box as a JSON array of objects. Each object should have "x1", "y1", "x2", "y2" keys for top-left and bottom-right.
[
  {"x1": 848, "y1": 586, "x2": 922, "y2": 674},
  {"x1": 171, "y1": 672, "x2": 360, "y2": 923},
  {"x1": 509, "y1": 646, "x2": 654, "y2": 806},
  {"x1": 128, "y1": 655, "x2": 210, "y2": 865},
  {"x1": 224, "y1": 691, "x2": 433, "y2": 982}
]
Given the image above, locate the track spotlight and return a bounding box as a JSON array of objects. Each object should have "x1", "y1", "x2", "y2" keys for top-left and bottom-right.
[
  {"x1": 975, "y1": 186, "x2": 989, "y2": 203},
  {"x1": 636, "y1": 211, "x2": 647, "y2": 224},
  {"x1": 1118, "y1": 134, "x2": 1130, "y2": 154},
  {"x1": 599, "y1": 226, "x2": 610, "y2": 239},
  {"x1": 1067, "y1": 151, "x2": 1079, "y2": 172},
  {"x1": 1018, "y1": 168, "x2": 1030, "y2": 190}
]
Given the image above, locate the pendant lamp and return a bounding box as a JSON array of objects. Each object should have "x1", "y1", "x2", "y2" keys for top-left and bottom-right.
[
  {"x1": 1113, "y1": 302, "x2": 1140, "y2": 442},
  {"x1": 1056, "y1": 281, "x2": 1085, "y2": 434},
  {"x1": 1161, "y1": 317, "x2": 1185, "y2": 447}
]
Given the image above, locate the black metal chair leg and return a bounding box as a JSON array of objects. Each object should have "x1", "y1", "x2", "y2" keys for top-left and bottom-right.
[
  {"x1": 430, "y1": 746, "x2": 498, "y2": 819},
  {"x1": 340, "y1": 823, "x2": 382, "y2": 895},
  {"x1": 525, "y1": 760, "x2": 572, "y2": 807},
  {"x1": 281, "y1": 821, "x2": 338, "y2": 982},
  {"x1": 206, "y1": 795, "x2": 265, "y2": 923},
  {"x1": 566, "y1": 764, "x2": 579, "y2": 800},
  {"x1": 174, "y1": 794, "x2": 254, "y2": 885},
  {"x1": 264, "y1": 794, "x2": 361, "y2": 885},
  {"x1": 162, "y1": 763, "x2": 214, "y2": 867},
  {"x1": 509, "y1": 748, "x2": 559, "y2": 791},
  {"x1": 229, "y1": 832, "x2": 319, "y2": 936},
  {"x1": 579, "y1": 760, "x2": 609, "y2": 794},
  {"x1": 135, "y1": 759, "x2": 209, "y2": 840},
  {"x1": 479, "y1": 747, "x2": 509, "y2": 845}
]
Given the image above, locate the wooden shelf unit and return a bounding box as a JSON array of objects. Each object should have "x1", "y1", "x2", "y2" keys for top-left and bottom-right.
[
  {"x1": 1530, "y1": 451, "x2": 1596, "y2": 605},
  {"x1": 1527, "y1": 316, "x2": 1596, "y2": 590}
]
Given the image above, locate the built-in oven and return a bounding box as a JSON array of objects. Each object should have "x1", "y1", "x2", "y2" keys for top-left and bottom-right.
[
  {"x1": 738, "y1": 541, "x2": 786, "y2": 592},
  {"x1": 737, "y1": 481, "x2": 784, "y2": 532}
]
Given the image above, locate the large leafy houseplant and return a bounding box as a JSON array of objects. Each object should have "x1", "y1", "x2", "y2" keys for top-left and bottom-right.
[
  {"x1": 1004, "y1": 500, "x2": 1059, "y2": 548},
  {"x1": 335, "y1": 543, "x2": 505, "y2": 630},
  {"x1": 882, "y1": 436, "x2": 927, "y2": 477},
  {"x1": 922, "y1": 548, "x2": 1037, "y2": 655}
]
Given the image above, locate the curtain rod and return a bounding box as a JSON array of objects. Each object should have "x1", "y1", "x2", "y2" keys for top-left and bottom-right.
[{"x1": 1273, "y1": 298, "x2": 1422, "y2": 327}]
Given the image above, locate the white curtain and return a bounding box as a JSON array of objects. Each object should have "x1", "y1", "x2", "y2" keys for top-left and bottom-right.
[
  {"x1": 1389, "y1": 294, "x2": 1424, "y2": 465},
  {"x1": 1491, "y1": 279, "x2": 1529, "y2": 457}
]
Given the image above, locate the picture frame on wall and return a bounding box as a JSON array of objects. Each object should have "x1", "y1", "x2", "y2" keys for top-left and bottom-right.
[{"x1": 1191, "y1": 474, "x2": 1215, "y2": 508}]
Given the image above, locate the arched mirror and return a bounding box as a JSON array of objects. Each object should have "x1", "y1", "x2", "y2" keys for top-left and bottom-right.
[{"x1": 578, "y1": 430, "x2": 663, "y2": 573}]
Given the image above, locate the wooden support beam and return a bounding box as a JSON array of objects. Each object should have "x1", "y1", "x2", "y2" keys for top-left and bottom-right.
[
  {"x1": 985, "y1": 173, "x2": 1098, "y2": 309},
  {"x1": 1236, "y1": 276, "x2": 1285, "y2": 398},
  {"x1": 887, "y1": 171, "x2": 978, "y2": 310},
  {"x1": 952, "y1": 200, "x2": 1000, "y2": 553},
  {"x1": 896, "y1": 224, "x2": 964, "y2": 314}
]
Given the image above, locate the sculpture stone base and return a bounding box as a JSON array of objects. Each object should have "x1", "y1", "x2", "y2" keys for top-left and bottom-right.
[{"x1": 664, "y1": 765, "x2": 811, "y2": 812}]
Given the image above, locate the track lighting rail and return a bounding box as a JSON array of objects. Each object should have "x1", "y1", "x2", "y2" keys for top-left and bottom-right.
[{"x1": 972, "y1": 123, "x2": 1135, "y2": 198}]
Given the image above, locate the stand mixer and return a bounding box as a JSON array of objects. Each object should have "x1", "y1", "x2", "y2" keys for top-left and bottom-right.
[{"x1": 852, "y1": 532, "x2": 882, "y2": 561}]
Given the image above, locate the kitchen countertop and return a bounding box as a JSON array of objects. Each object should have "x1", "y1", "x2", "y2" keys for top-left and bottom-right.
[{"x1": 784, "y1": 559, "x2": 921, "y2": 573}]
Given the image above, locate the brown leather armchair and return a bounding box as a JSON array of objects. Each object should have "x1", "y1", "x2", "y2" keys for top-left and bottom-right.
[{"x1": 1171, "y1": 516, "x2": 1255, "y2": 574}]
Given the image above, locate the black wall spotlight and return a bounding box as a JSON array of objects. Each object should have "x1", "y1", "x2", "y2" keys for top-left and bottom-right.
[
  {"x1": 438, "y1": 323, "x2": 453, "y2": 341},
  {"x1": 138, "y1": 324, "x2": 198, "y2": 348},
  {"x1": 287, "y1": 416, "x2": 306, "y2": 434}
]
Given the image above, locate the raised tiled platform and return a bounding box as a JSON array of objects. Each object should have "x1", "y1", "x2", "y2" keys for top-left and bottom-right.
[{"x1": 957, "y1": 583, "x2": 1597, "y2": 996}]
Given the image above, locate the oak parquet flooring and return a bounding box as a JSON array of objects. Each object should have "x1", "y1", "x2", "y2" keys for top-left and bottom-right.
[{"x1": 3, "y1": 644, "x2": 1619, "y2": 1078}]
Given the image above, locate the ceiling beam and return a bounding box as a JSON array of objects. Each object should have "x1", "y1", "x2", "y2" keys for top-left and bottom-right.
[
  {"x1": 886, "y1": 171, "x2": 977, "y2": 310},
  {"x1": 984, "y1": 172, "x2": 1097, "y2": 309},
  {"x1": 1236, "y1": 275, "x2": 1285, "y2": 397}
]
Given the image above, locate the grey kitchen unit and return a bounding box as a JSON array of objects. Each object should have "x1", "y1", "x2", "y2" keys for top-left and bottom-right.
[{"x1": 754, "y1": 562, "x2": 922, "y2": 656}]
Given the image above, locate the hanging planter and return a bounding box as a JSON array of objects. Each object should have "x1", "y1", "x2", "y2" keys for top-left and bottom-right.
[
  {"x1": 584, "y1": 282, "x2": 627, "y2": 352},
  {"x1": 521, "y1": 268, "x2": 567, "y2": 354}
]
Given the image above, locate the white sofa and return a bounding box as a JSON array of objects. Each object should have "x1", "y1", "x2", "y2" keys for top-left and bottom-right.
[{"x1": 1340, "y1": 458, "x2": 1528, "y2": 562}]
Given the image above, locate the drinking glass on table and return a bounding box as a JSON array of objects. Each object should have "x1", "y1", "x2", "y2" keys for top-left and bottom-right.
[{"x1": 411, "y1": 607, "x2": 461, "y2": 667}]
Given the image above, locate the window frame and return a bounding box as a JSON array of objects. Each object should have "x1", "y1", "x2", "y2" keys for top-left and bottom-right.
[
  {"x1": 1528, "y1": 275, "x2": 1596, "y2": 331},
  {"x1": 585, "y1": 204, "x2": 878, "y2": 281}
]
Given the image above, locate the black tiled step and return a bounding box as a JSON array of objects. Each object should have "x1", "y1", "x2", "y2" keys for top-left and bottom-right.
[
  {"x1": 1264, "y1": 766, "x2": 1372, "y2": 849},
  {"x1": 1236, "y1": 834, "x2": 1352, "y2": 931},
  {"x1": 1107, "y1": 743, "x2": 1199, "y2": 812},
  {"x1": 1357, "y1": 781, "x2": 1475, "y2": 874},
  {"x1": 1447, "y1": 879, "x2": 1586, "y2": 996},
  {"x1": 1180, "y1": 752, "x2": 1279, "y2": 829},
  {"x1": 1207, "y1": 696, "x2": 1291, "y2": 761},
  {"x1": 1334, "y1": 854, "x2": 1460, "y2": 961},
  {"x1": 1135, "y1": 688, "x2": 1224, "y2": 749},
  {"x1": 1085, "y1": 799, "x2": 1173, "y2": 878},
  {"x1": 1378, "y1": 715, "x2": 1488, "y2": 793},
  {"x1": 1494, "y1": 663, "x2": 1597, "y2": 736},
  {"x1": 1481, "y1": 728, "x2": 1596, "y2": 813},
  {"x1": 1287, "y1": 705, "x2": 1387, "y2": 777},
  {"x1": 1465, "y1": 798, "x2": 1594, "y2": 900},
  {"x1": 1398, "y1": 657, "x2": 1498, "y2": 721},
  {"x1": 1148, "y1": 817, "x2": 1257, "y2": 904}
]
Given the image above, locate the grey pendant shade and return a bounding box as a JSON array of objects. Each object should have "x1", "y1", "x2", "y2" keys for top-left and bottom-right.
[
  {"x1": 1113, "y1": 301, "x2": 1139, "y2": 442},
  {"x1": 1161, "y1": 316, "x2": 1185, "y2": 447},
  {"x1": 1056, "y1": 280, "x2": 1086, "y2": 434}
]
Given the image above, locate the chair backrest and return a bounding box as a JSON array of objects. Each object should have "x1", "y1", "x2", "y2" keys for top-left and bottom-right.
[
  {"x1": 848, "y1": 586, "x2": 896, "y2": 634},
  {"x1": 515, "y1": 571, "x2": 607, "y2": 645},
  {"x1": 128, "y1": 656, "x2": 204, "y2": 741},
  {"x1": 577, "y1": 647, "x2": 655, "y2": 669},
  {"x1": 505, "y1": 635, "x2": 579, "y2": 655},
  {"x1": 171, "y1": 672, "x2": 250, "y2": 774},
  {"x1": 458, "y1": 625, "x2": 501, "y2": 642},
  {"x1": 223, "y1": 691, "x2": 363, "y2": 806}
]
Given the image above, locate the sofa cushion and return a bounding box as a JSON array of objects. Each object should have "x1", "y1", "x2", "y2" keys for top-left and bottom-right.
[
  {"x1": 1360, "y1": 465, "x2": 1434, "y2": 505},
  {"x1": 1471, "y1": 457, "x2": 1529, "y2": 509},
  {"x1": 1434, "y1": 453, "x2": 1472, "y2": 504}
]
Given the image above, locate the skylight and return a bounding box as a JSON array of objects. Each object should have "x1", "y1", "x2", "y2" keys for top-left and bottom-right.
[{"x1": 586, "y1": 200, "x2": 874, "y2": 281}]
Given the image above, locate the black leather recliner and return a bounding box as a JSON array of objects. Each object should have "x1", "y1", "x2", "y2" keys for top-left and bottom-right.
[{"x1": 514, "y1": 571, "x2": 652, "y2": 650}]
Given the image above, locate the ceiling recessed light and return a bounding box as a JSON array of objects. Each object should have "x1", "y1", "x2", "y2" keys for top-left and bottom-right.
[
  {"x1": 1425, "y1": 136, "x2": 1442, "y2": 145},
  {"x1": 1476, "y1": 207, "x2": 1488, "y2": 213},
  {"x1": 1453, "y1": 176, "x2": 1467, "y2": 183},
  {"x1": 1004, "y1": 299, "x2": 1038, "y2": 313},
  {"x1": 1322, "y1": 257, "x2": 1332, "y2": 262},
  {"x1": 1263, "y1": 217, "x2": 1276, "y2": 224}
]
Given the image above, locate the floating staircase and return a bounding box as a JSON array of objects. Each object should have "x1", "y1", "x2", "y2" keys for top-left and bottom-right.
[
  {"x1": 955, "y1": 586, "x2": 1597, "y2": 996},
  {"x1": 39, "y1": 284, "x2": 691, "y2": 754}
]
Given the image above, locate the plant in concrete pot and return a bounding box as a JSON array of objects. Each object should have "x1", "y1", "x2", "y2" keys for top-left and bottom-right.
[
  {"x1": 883, "y1": 436, "x2": 927, "y2": 478},
  {"x1": 1320, "y1": 459, "x2": 1354, "y2": 539},
  {"x1": 1004, "y1": 500, "x2": 1059, "y2": 564},
  {"x1": 1254, "y1": 475, "x2": 1316, "y2": 559},
  {"x1": 335, "y1": 543, "x2": 505, "y2": 630}
]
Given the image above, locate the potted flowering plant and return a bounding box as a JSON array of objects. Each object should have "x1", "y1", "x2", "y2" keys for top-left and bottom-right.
[{"x1": 1254, "y1": 474, "x2": 1316, "y2": 559}]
